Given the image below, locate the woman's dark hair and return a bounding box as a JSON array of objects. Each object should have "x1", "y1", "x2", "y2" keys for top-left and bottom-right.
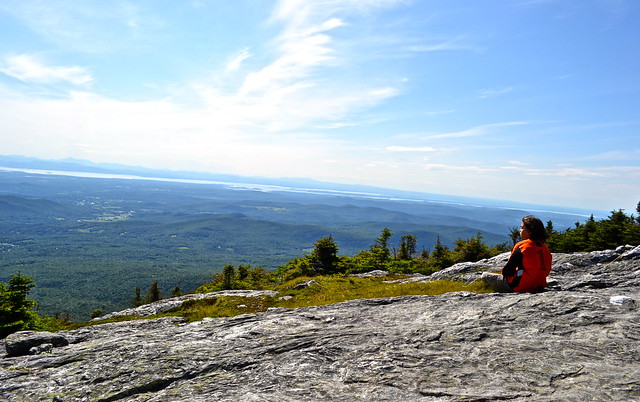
[{"x1": 522, "y1": 215, "x2": 549, "y2": 242}]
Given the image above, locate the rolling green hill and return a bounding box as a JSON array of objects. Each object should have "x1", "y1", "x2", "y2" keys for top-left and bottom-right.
[{"x1": 0, "y1": 168, "x2": 590, "y2": 320}]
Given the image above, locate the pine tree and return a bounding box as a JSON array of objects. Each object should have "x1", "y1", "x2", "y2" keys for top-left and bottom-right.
[
  {"x1": 508, "y1": 226, "x2": 521, "y2": 246},
  {"x1": 371, "y1": 228, "x2": 393, "y2": 261},
  {"x1": 431, "y1": 237, "x2": 453, "y2": 269},
  {"x1": 222, "y1": 265, "x2": 236, "y2": 290},
  {"x1": 311, "y1": 235, "x2": 340, "y2": 275},
  {"x1": 398, "y1": 234, "x2": 417, "y2": 260},
  {"x1": 144, "y1": 281, "x2": 161, "y2": 303},
  {"x1": 237, "y1": 265, "x2": 249, "y2": 281},
  {"x1": 453, "y1": 233, "x2": 491, "y2": 263},
  {"x1": 0, "y1": 272, "x2": 39, "y2": 338},
  {"x1": 171, "y1": 286, "x2": 182, "y2": 297},
  {"x1": 132, "y1": 286, "x2": 143, "y2": 307}
]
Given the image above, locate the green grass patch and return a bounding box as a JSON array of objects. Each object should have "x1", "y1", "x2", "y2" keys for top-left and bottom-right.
[
  {"x1": 273, "y1": 275, "x2": 493, "y2": 309},
  {"x1": 166, "y1": 275, "x2": 494, "y2": 324},
  {"x1": 172, "y1": 295, "x2": 275, "y2": 322},
  {"x1": 61, "y1": 275, "x2": 495, "y2": 329}
]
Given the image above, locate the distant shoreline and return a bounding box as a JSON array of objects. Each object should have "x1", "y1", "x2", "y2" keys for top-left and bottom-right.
[{"x1": 0, "y1": 165, "x2": 596, "y2": 219}]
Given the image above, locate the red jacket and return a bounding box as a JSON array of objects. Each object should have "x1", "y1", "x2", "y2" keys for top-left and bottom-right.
[{"x1": 502, "y1": 239, "x2": 552, "y2": 292}]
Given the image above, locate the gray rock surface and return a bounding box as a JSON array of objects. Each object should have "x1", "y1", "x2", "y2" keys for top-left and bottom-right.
[
  {"x1": 1, "y1": 246, "x2": 639, "y2": 401},
  {"x1": 94, "y1": 289, "x2": 279, "y2": 321},
  {"x1": 4, "y1": 331, "x2": 69, "y2": 357}
]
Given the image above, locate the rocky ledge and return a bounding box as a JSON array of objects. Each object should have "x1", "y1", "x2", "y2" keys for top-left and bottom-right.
[{"x1": 1, "y1": 246, "x2": 639, "y2": 401}]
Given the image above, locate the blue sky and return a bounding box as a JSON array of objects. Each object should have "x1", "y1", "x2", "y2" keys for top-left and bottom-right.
[{"x1": 0, "y1": 0, "x2": 638, "y2": 212}]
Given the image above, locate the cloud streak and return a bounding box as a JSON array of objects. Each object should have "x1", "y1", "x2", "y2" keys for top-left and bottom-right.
[
  {"x1": 424, "y1": 122, "x2": 530, "y2": 139},
  {"x1": 476, "y1": 86, "x2": 514, "y2": 99},
  {"x1": 226, "y1": 48, "x2": 252, "y2": 72},
  {"x1": 386, "y1": 146, "x2": 436, "y2": 152},
  {"x1": 0, "y1": 54, "x2": 93, "y2": 85}
]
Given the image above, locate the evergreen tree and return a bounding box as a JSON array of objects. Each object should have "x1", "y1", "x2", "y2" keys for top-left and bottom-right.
[
  {"x1": 371, "y1": 228, "x2": 393, "y2": 261},
  {"x1": 453, "y1": 233, "x2": 491, "y2": 263},
  {"x1": 311, "y1": 235, "x2": 340, "y2": 275},
  {"x1": 431, "y1": 237, "x2": 454, "y2": 269},
  {"x1": 171, "y1": 286, "x2": 182, "y2": 298},
  {"x1": 132, "y1": 286, "x2": 143, "y2": 307},
  {"x1": 0, "y1": 272, "x2": 39, "y2": 338},
  {"x1": 398, "y1": 234, "x2": 417, "y2": 260},
  {"x1": 144, "y1": 281, "x2": 161, "y2": 303},
  {"x1": 508, "y1": 226, "x2": 521, "y2": 246},
  {"x1": 547, "y1": 208, "x2": 640, "y2": 252},
  {"x1": 237, "y1": 264, "x2": 249, "y2": 281},
  {"x1": 222, "y1": 264, "x2": 236, "y2": 290}
]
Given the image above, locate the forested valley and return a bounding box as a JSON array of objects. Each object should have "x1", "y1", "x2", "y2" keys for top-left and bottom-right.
[{"x1": 1, "y1": 167, "x2": 632, "y2": 325}]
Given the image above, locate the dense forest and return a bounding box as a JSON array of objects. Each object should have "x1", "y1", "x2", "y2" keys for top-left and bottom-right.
[
  {"x1": 1, "y1": 169, "x2": 592, "y2": 320},
  {"x1": 3, "y1": 204, "x2": 638, "y2": 338}
]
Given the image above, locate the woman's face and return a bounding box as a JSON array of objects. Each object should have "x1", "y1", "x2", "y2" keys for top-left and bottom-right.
[{"x1": 520, "y1": 222, "x2": 531, "y2": 240}]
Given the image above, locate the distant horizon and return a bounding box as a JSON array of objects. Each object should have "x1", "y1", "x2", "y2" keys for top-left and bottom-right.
[
  {"x1": 0, "y1": 154, "x2": 609, "y2": 218},
  {"x1": 1, "y1": 1, "x2": 638, "y2": 212}
]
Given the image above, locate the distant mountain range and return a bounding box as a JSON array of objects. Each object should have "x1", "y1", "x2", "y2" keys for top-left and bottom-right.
[{"x1": 0, "y1": 154, "x2": 600, "y2": 217}]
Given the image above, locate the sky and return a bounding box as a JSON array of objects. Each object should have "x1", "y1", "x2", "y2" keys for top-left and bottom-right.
[{"x1": 0, "y1": 0, "x2": 638, "y2": 212}]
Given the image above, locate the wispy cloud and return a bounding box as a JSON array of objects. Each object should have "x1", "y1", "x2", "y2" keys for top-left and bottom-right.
[
  {"x1": 498, "y1": 164, "x2": 637, "y2": 179},
  {"x1": 424, "y1": 122, "x2": 529, "y2": 139},
  {"x1": 476, "y1": 86, "x2": 514, "y2": 99},
  {"x1": 424, "y1": 109, "x2": 455, "y2": 116},
  {"x1": 194, "y1": 0, "x2": 406, "y2": 131},
  {"x1": 422, "y1": 163, "x2": 499, "y2": 174},
  {"x1": 226, "y1": 48, "x2": 252, "y2": 72},
  {"x1": 406, "y1": 36, "x2": 481, "y2": 53},
  {"x1": 0, "y1": 0, "x2": 409, "y2": 176},
  {"x1": 507, "y1": 160, "x2": 529, "y2": 166},
  {"x1": 386, "y1": 146, "x2": 436, "y2": 152},
  {"x1": 0, "y1": 54, "x2": 93, "y2": 85},
  {"x1": 583, "y1": 148, "x2": 640, "y2": 161}
]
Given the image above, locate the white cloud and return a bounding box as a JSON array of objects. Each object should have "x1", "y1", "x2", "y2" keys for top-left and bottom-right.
[
  {"x1": 386, "y1": 146, "x2": 436, "y2": 152},
  {"x1": 423, "y1": 109, "x2": 455, "y2": 116},
  {"x1": 498, "y1": 164, "x2": 638, "y2": 180},
  {"x1": 406, "y1": 36, "x2": 480, "y2": 53},
  {"x1": 185, "y1": 0, "x2": 405, "y2": 132},
  {"x1": 422, "y1": 163, "x2": 498, "y2": 173},
  {"x1": 476, "y1": 86, "x2": 514, "y2": 99},
  {"x1": 226, "y1": 48, "x2": 252, "y2": 72},
  {"x1": 0, "y1": 54, "x2": 93, "y2": 86},
  {"x1": 507, "y1": 160, "x2": 529, "y2": 166},
  {"x1": 425, "y1": 122, "x2": 529, "y2": 139},
  {"x1": 584, "y1": 148, "x2": 640, "y2": 161},
  {"x1": 525, "y1": 168, "x2": 609, "y2": 178}
]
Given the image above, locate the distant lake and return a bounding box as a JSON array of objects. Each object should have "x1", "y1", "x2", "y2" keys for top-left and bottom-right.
[{"x1": 0, "y1": 166, "x2": 596, "y2": 218}]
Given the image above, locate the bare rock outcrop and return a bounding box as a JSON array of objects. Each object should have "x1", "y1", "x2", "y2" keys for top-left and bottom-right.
[
  {"x1": 94, "y1": 289, "x2": 279, "y2": 321},
  {"x1": 1, "y1": 247, "x2": 639, "y2": 401}
]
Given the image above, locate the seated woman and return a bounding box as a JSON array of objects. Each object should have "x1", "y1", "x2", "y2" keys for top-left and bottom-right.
[{"x1": 482, "y1": 215, "x2": 552, "y2": 293}]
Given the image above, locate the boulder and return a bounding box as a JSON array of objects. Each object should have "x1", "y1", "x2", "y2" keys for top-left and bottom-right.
[{"x1": 4, "y1": 331, "x2": 69, "y2": 357}]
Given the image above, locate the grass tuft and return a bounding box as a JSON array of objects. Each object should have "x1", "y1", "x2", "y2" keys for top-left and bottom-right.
[{"x1": 73, "y1": 275, "x2": 495, "y2": 328}]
